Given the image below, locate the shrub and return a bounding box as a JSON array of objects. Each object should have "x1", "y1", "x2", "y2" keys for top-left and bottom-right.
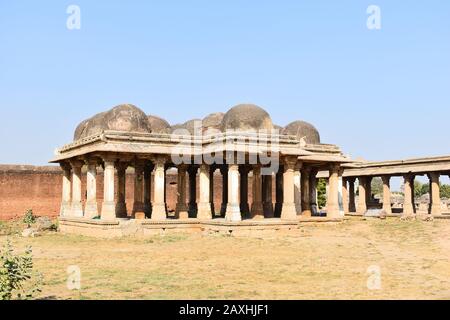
[
  {"x1": 0, "y1": 239, "x2": 42, "y2": 300},
  {"x1": 23, "y1": 209, "x2": 36, "y2": 228}
]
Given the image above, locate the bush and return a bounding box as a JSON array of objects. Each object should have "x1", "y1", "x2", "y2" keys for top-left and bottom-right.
[
  {"x1": 23, "y1": 209, "x2": 36, "y2": 228},
  {"x1": 0, "y1": 239, "x2": 42, "y2": 300}
]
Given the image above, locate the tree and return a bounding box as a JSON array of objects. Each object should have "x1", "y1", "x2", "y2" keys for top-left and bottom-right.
[
  {"x1": 317, "y1": 178, "x2": 327, "y2": 209},
  {"x1": 441, "y1": 184, "x2": 450, "y2": 199},
  {"x1": 421, "y1": 183, "x2": 429, "y2": 196},
  {"x1": 414, "y1": 181, "x2": 429, "y2": 198},
  {"x1": 371, "y1": 177, "x2": 383, "y2": 197}
]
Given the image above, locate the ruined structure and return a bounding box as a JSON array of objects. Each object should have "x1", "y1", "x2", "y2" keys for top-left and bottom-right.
[
  {"x1": 47, "y1": 103, "x2": 450, "y2": 237},
  {"x1": 51, "y1": 103, "x2": 352, "y2": 237}
]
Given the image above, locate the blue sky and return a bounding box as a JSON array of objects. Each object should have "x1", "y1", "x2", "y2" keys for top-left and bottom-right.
[{"x1": 1, "y1": 1, "x2": 449, "y2": 168}]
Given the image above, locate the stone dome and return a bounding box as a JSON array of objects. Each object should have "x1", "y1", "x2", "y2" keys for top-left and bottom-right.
[
  {"x1": 273, "y1": 124, "x2": 283, "y2": 131},
  {"x1": 147, "y1": 114, "x2": 170, "y2": 133},
  {"x1": 74, "y1": 118, "x2": 89, "y2": 140},
  {"x1": 282, "y1": 120, "x2": 321, "y2": 144},
  {"x1": 221, "y1": 104, "x2": 273, "y2": 131},
  {"x1": 170, "y1": 119, "x2": 202, "y2": 135},
  {"x1": 73, "y1": 104, "x2": 151, "y2": 141},
  {"x1": 74, "y1": 111, "x2": 107, "y2": 140},
  {"x1": 183, "y1": 119, "x2": 202, "y2": 135},
  {"x1": 202, "y1": 112, "x2": 224, "y2": 130},
  {"x1": 103, "y1": 104, "x2": 151, "y2": 133}
]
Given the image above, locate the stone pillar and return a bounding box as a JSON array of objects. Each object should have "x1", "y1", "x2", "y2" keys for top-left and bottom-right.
[
  {"x1": 225, "y1": 164, "x2": 241, "y2": 222},
  {"x1": 381, "y1": 176, "x2": 392, "y2": 215},
  {"x1": 132, "y1": 161, "x2": 145, "y2": 218},
  {"x1": 281, "y1": 158, "x2": 298, "y2": 220},
  {"x1": 294, "y1": 163, "x2": 302, "y2": 215},
  {"x1": 175, "y1": 165, "x2": 189, "y2": 219},
  {"x1": 209, "y1": 168, "x2": 215, "y2": 216},
  {"x1": 188, "y1": 166, "x2": 198, "y2": 217},
  {"x1": 357, "y1": 177, "x2": 367, "y2": 215},
  {"x1": 310, "y1": 169, "x2": 318, "y2": 215},
  {"x1": 301, "y1": 167, "x2": 311, "y2": 217},
  {"x1": 342, "y1": 177, "x2": 349, "y2": 214},
  {"x1": 101, "y1": 158, "x2": 117, "y2": 220},
  {"x1": 220, "y1": 166, "x2": 228, "y2": 217},
  {"x1": 251, "y1": 165, "x2": 264, "y2": 219},
  {"x1": 239, "y1": 166, "x2": 250, "y2": 217},
  {"x1": 197, "y1": 164, "x2": 212, "y2": 220},
  {"x1": 429, "y1": 172, "x2": 442, "y2": 216},
  {"x1": 274, "y1": 166, "x2": 284, "y2": 217},
  {"x1": 164, "y1": 166, "x2": 168, "y2": 213},
  {"x1": 348, "y1": 178, "x2": 356, "y2": 212},
  {"x1": 70, "y1": 160, "x2": 84, "y2": 217},
  {"x1": 338, "y1": 171, "x2": 344, "y2": 215},
  {"x1": 402, "y1": 174, "x2": 414, "y2": 217},
  {"x1": 143, "y1": 163, "x2": 153, "y2": 217},
  {"x1": 327, "y1": 164, "x2": 340, "y2": 218},
  {"x1": 59, "y1": 163, "x2": 72, "y2": 217},
  {"x1": 84, "y1": 160, "x2": 99, "y2": 219},
  {"x1": 411, "y1": 175, "x2": 416, "y2": 214},
  {"x1": 365, "y1": 177, "x2": 372, "y2": 204},
  {"x1": 152, "y1": 156, "x2": 167, "y2": 220},
  {"x1": 262, "y1": 174, "x2": 274, "y2": 218},
  {"x1": 116, "y1": 162, "x2": 128, "y2": 218}
]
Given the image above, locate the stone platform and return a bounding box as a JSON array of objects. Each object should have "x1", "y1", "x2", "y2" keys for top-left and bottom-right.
[{"x1": 59, "y1": 216, "x2": 343, "y2": 238}]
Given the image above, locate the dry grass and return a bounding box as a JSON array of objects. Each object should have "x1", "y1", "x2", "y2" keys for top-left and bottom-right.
[{"x1": 1, "y1": 218, "x2": 450, "y2": 300}]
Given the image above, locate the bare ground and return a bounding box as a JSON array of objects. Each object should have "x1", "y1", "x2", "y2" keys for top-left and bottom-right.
[{"x1": 1, "y1": 217, "x2": 450, "y2": 300}]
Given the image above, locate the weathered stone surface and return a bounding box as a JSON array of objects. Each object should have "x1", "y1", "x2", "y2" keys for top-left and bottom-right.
[
  {"x1": 22, "y1": 228, "x2": 40, "y2": 237},
  {"x1": 273, "y1": 124, "x2": 283, "y2": 131},
  {"x1": 147, "y1": 114, "x2": 171, "y2": 133},
  {"x1": 221, "y1": 104, "x2": 273, "y2": 131},
  {"x1": 35, "y1": 216, "x2": 53, "y2": 231},
  {"x1": 74, "y1": 104, "x2": 151, "y2": 140},
  {"x1": 103, "y1": 104, "x2": 151, "y2": 133},
  {"x1": 282, "y1": 120, "x2": 321, "y2": 144},
  {"x1": 171, "y1": 119, "x2": 202, "y2": 135},
  {"x1": 74, "y1": 111, "x2": 107, "y2": 140},
  {"x1": 202, "y1": 112, "x2": 224, "y2": 130}
]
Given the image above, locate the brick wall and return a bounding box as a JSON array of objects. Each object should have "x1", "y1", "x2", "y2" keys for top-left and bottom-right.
[{"x1": 0, "y1": 165, "x2": 261, "y2": 220}]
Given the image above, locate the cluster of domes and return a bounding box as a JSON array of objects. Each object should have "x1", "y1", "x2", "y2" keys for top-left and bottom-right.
[{"x1": 74, "y1": 103, "x2": 321, "y2": 144}]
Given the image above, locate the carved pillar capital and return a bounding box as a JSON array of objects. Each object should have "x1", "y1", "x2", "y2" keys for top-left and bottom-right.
[
  {"x1": 59, "y1": 162, "x2": 71, "y2": 172},
  {"x1": 283, "y1": 156, "x2": 298, "y2": 170},
  {"x1": 151, "y1": 155, "x2": 168, "y2": 167},
  {"x1": 188, "y1": 165, "x2": 199, "y2": 176},
  {"x1": 69, "y1": 159, "x2": 84, "y2": 170},
  {"x1": 220, "y1": 165, "x2": 228, "y2": 176},
  {"x1": 301, "y1": 166, "x2": 312, "y2": 178},
  {"x1": 239, "y1": 165, "x2": 251, "y2": 175},
  {"x1": 101, "y1": 154, "x2": 118, "y2": 164},
  {"x1": 329, "y1": 163, "x2": 340, "y2": 174}
]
